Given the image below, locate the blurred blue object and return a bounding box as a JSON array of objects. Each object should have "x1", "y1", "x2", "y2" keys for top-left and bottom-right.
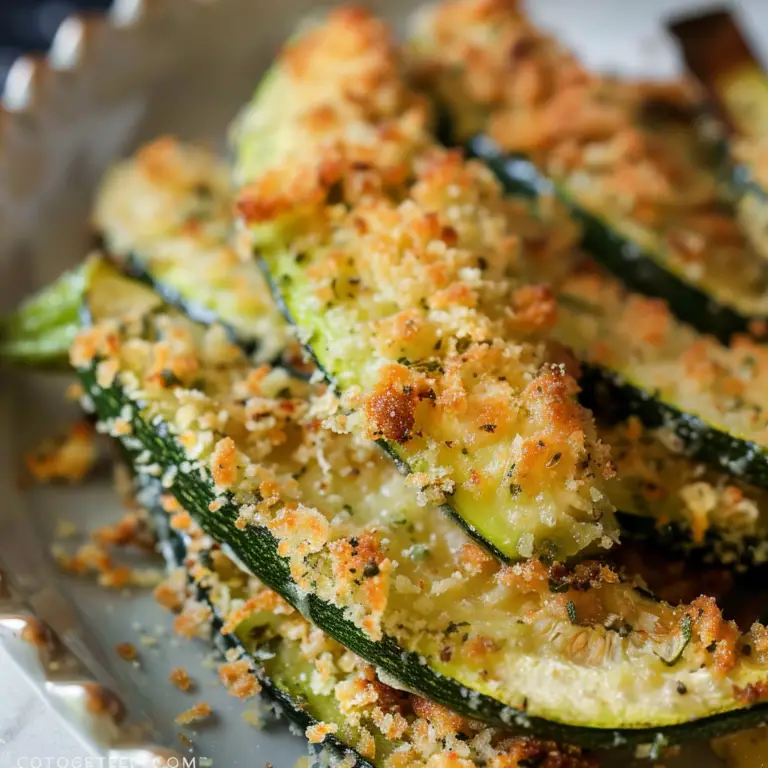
[{"x1": 0, "y1": 0, "x2": 112, "y2": 88}]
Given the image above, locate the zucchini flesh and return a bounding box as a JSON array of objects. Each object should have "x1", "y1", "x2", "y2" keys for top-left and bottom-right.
[
  {"x1": 407, "y1": 1, "x2": 768, "y2": 342},
  {"x1": 72, "y1": 264, "x2": 768, "y2": 745},
  {"x1": 93, "y1": 137, "x2": 291, "y2": 362},
  {"x1": 233, "y1": 10, "x2": 617, "y2": 563},
  {"x1": 147, "y1": 480, "x2": 597, "y2": 768}
]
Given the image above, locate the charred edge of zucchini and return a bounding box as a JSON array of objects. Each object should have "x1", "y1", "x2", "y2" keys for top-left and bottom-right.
[
  {"x1": 466, "y1": 134, "x2": 758, "y2": 343},
  {"x1": 82, "y1": 364, "x2": 768, "y2": 748},
  {"x1": 667, "y1": 9, "x2": 765, "y2": 134},
  {"x1": 147, "y1": 481, "x2": 373, "y2": 768},
  {"x1": 579, "y1": 363, "x2": 768, "y2": 491},
  {"x1": 260, "y1": 257, "x2": 515, "y2": 564}
]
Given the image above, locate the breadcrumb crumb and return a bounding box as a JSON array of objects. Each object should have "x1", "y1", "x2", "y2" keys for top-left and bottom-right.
[
  {"x1": 115, "y1": 642, "x2": 138, "y2": 662},
  {"x1": 305, "y1": 721, "x2": 338, "y2": 744},
  {"x1": 25, "y1": 421, "x2": 97, "y2": 484},
  {"x1": 175, "y1": 701, "x2": 212, "y2": 725},
  {"x1": 169, "y1": 667, "x2": 193, "y2": 692},
  {"x1": 219, "y1": 660, "x2": 261, "y2": 700}
]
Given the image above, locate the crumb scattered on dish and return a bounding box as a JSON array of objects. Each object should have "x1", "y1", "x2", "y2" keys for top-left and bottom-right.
[
  {"x1": 169, "y1": 667, "x2": 194, "y2": 692},
  {"x1": 219, "y1": 660, "x2": 260, "y2": 701},
  {"x1": 25, "y1": 420, "x2": 97, "y2": 484},
  {"x1": 175, "y1": 701, "x2": 213, "y2": 725},
  {"x1": 115, "y1": 641, "x2": 139, "y2": 662}
]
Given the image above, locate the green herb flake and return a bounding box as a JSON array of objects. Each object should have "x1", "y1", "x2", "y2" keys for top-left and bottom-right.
[{"x1": 405, "y1": 544, "x2": 431, "y2": 561}]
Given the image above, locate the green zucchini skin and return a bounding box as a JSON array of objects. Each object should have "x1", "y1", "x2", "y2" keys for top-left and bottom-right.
[
  {"x1": 0, "y1": 260, "x2": 95, "y2": 368},
  {"x1": 147, "y1": 484, "x2": 372, "y2": 768},
  {"x1": 578, "y1": 363, "x2": 768, "y2": 490},
  {"x1": 613, "y1": 509, "x2": 765, "y2": 570},
  {"x1": 467, "y1": 134, "x2": 757, "y2": 343},
  {"x1": 115, "y1": 253, "x2": 260, "y2": 357}
]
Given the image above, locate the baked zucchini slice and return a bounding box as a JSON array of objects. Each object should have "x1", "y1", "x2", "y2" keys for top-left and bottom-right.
[
  {"x1": 669, "y1": 8, "x2": 768, "y2": 266},
  {"x1": 602, "y1": 416, "x2": 768, "y2": 568},
  {"x1": 93, "y1": 137, "x2": 291, "y2": 362},
  {"x1": 233, "y1": 9, "x2": 617, "y2": 563},
  {"x1": 0, "y1": 258, "x2": 98, "y2": 368},
  {"x1": 148, "y1": 485, "x2": 372, "y2": 768},
  {"x1": 148, "y1": 480, "x2": 597, "y2": 768},
  {"x1": 71, "y1": 262, "x2": 768, "y2": 747},
  {"x1": 550, "y1": 264, "x2": 768, "y2": 491},
  {"x1": 408, "y1": 0, "x2": 768, "y2": 341},
  {"x1": 0, "y1": 255, "x2": 162, "y2": 368}
]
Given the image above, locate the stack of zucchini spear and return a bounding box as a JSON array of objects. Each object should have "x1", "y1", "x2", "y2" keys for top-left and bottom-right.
[{"x1": 9, "y1": 2, "x2": 768, "y2": 764}]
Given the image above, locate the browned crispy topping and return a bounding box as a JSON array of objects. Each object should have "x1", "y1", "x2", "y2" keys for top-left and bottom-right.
[
  {"x1": 169, "y1": 667, "x2": 194, "y2": 692},
  {"x1": 219, "y1": 661, "x2": 261, "y2": 701},
  {"x1": 364, "y1": 364, "x2": 418, "y2": 443},
  {"x1": 115, "y1": 642, "x2": 139, "y2": 662},
  {"x1": 25, "y1": 421, "x2": 97, "y2": 484},
  {"x1": 174, "y1": 701, "x2": 213, "y2": 725}
]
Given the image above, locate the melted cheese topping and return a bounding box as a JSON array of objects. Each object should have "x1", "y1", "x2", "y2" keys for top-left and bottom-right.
[
  {"x1": 409, "y1": 0, "x2": 768, "y2": 317},
  {"x1": 72, "y1": 302, "x2": 768, "y2": 730},
  {"x1": 94, "y1": 137, "x2": 290, "y2": 361},
  {"x1": 234, "y1": 7, "x2": 616, "y2": 561}
]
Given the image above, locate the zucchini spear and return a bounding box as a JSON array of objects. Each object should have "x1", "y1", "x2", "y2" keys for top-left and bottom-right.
[
  {"x1": 233, "y1": 7, "x2": 618, "y2": 564},
  {"x1": 147, "y1": 478, "x2": 598, "y2": 768},
  {"x1": 148, "y1": 482, "x2": 373, "y2": 768},
  {"x1": 93, "y1": 137, "x2": 292, "y2": 363},
  {"x1": 72, "y1": 259, "x2": 768, "y2": 745}
]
